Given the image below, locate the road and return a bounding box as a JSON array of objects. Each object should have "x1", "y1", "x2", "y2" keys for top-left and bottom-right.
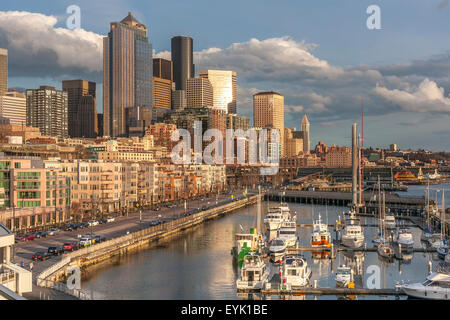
[{"x1": 13, "y1": 189, "x2": 254, "y2": 277}]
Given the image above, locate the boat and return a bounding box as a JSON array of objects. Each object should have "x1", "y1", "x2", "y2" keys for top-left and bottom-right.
[
  {"x1": 377, "y1": 243, "x2": 394, "y2": 259},
  {"x1": 377, "y1": 191, "x2": 395, "y2": 259},
  {"x1": 400, "y1": 271, "x2": 450, "y2": 300},
  {"x1": 264, "y1": 209, "x2": 284, "y2": 231},
  {"x1": 385, "y1": 214, "x2": 396, "y2": 230},
  {"x1": 429, "y1": 189, "x2": 447, "y2": 250},
  {"x1": 424, "y1": 169, "x2": 441, "y2": 180},
  {"x1": 395, "y1": 228, "x2": 414, "y2": 249},
  {"x1": 281, "y1": 255, "x2": 311, "y2": 288},
  {"x1": 278, "y1": 221, "x2": 297, "y2": 247},
  {"x1": 429, "y1": 234, "x2": 447, "y2": 249},
  {"x1": 232, "y1": 229, "x2": 260, "y2": 259},
  {"x1": 335, "y1": 265, "x2": 353, "y2": 287},
  {"x1": 437, "y1": 245, "x2": 449, "y2": 260},
  {"x1": 341, "y1": 219, "x2": 365, "y2": 248},
  {"x1": 268, "y1": 238, "x2": 287, "y2": 262},
  {"x1": 311, "y1": 213, "x2": 331, "y2": 247},
  {"x1": 236, "y1": 252, "x2": 270, "y2": 290}
]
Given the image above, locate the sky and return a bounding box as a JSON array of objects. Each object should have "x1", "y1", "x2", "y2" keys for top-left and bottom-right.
[{"x1": 1, "y1": 0, "x2": 450, "y2": 151}]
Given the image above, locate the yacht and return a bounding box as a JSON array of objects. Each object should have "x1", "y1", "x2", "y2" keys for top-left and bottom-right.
[
  {"x1": 395, "y1": 228, "x2": 414, "y2": 249},
  {"x1": 268, "y1": 238, "x2": 287, "y2": 262},
  {"x1": 385, "y1": 214, "x2": 396, "y2": 230},
  {"x1": 264, "y1": 210, "x2": 284, "y2": 231},
  {"x1": 335, "y1": 265, "x2": 353, "y2": 288},
  {"x1": 236, "y1": 252, "x2": 270, "y2": 290},
  {"x1": 278, "y1": 221, "x2": 297, "y2": 247},
  {"x1": 232, "y1": 230, "x2": 260, "y2": 259},
  {"x1": 429, "y1": 234, "x2": 447, "y2": 249},
  {"x1": 377, "y1": 243, "x2": 394, "y2": 259},
  {"x1": 281, "y1": 255, "x2": 312, "y2": 288},
  {"x1": 341, "y1": 218, "x2": 365, "y2": 248},
  {"x1": 311, "y1": 213, "x2": 331, "y2": 247},
  {"x1": 400, "y1": 272, "x2": 450, "y2": 300}
]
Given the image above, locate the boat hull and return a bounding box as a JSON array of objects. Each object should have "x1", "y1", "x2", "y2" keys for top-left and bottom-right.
[
  {"x1": 264, "y1": 220, "x2": 282, "y2": 231},
  {"x1": 402, "y1": 284, "x2": 450, "y2": 300},
  {"x1": 341, "y1": 236, "x2": 364, "y2": 249}
]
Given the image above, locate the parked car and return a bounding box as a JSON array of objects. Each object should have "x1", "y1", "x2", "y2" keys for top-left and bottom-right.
[
  {"x1": 47, "y1": 228, "x2": 60, "y2": 236},
  {"x1": 106, "y1": 217, "x2": 115, "y2": 223},
  {"x1": 93, "y1": 235, "x2": 106, "y2": 243},
  {"x1": 88, "y1": 220, "x2": 99, "y2": 227},
  {"x1": 17, "y1": 234, "x2": 36, "y2": 241},
  {"x1": 62, "y1": 242, "x2": 78, "y2": 252},
  {"x1": 48, "y1": 246, "x2": 64, "y2": 256},
  {"x1": 98, "y1": 218, "x2": 107, "y2": 224},
  {"x1": 79, "y1": 222, "x2": 89, "y2": 229},
  {"x1": 64, "y1": 224, "x2": 77, "y2": 231},
  {"x1": 149, "y1": 220, "x2": 160, "y2": 226},
  {"x1": 32, "y1": 251, "x2": 52, "y2": 261},
  {"x1": 79, "y1": 237, "x2": 92, "y2": 247},
  {"x1": 34, "y1": 231, "x2": 47, "y2": 238}
]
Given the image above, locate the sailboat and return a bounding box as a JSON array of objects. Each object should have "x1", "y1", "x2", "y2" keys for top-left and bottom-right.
[
  {"x1": 432, "y1": 189, "x2": 448, "y2": 253},
  {"x1": 377, "y1": 191, "x2": 394, "y2": 259},
  {"x1": 421, "y1": 181, "x2": 434, "y2": 243}
]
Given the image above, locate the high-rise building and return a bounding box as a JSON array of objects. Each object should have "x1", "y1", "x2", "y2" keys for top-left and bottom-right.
[
  {"x1": 172, "y1": 89, "x2": 187, "y2": 111},
  {"x1": 0, "y1": 90, "x2": 26, "y2": 126},
  {"x1": 0, "y1": 48, "x2": 7, "y2": 97},
  {"x1": 301, "y1": 114, "x2": 310, "y2": 154},
  {"x1": 199, "y1": 70, "x2": 236, "y2": 114},
  {"x1": 284, "y1": 128, "x2": 303, "y2": 157},
  {"x1": 62, "y1": 80, "x2": 97, "y2": 138},
  {"x1": 153, "y1": 58, "x2": 172, "y2": 111},
  {"x1": 26, "y1": 86, "x2": 68, "y2": 138},
  {"x1": 253, "y1": 91, "x2": 285, "y2": 157},
  {"x1": 186, "y1": 77, "x2": 213, "y2": 108},
  {"x1": 103, "y1": 12, "x2": 153, "y2": 137},
  {"x1": 97, "y1": 114, "x2": 104, "y2": 137},
  {"x1": 171, "y1": 36, "x2": 194, "y2": 91}
]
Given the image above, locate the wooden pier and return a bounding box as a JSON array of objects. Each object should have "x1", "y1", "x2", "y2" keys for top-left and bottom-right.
[{"x1": 258, "y1": 287, "x2": 405, "y2": 296}]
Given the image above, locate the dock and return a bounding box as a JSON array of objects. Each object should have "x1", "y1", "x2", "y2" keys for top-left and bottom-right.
[{"x1": 258, "y1": 287, "x2": 404, "y2": 296}]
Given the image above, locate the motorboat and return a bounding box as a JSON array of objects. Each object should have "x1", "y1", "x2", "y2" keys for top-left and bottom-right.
[
  {"x1": 335, "y1": 265, "x2": 353, "y2": 288},
  {"x1": 278, "y1": 221, "x2": 297, "y2": 247},
  {"x1": 311, "y1": 213, "x2": 331, "y2": 247},
  {"x1": 377, "y1": 243, "x2": 394, "y2": 259},
  {"x1": 236, "y1": 252, "x2": 270, "y2": 290},
  {"x1": 281, "y1": 255, "x2": 312, "y2": 288},
  {"x1": 429, "y1": 234, "x2": 447, "y2": 249},
  {"x1": 400, "y1": 271, "x2": 450, "y2": 300},
  {"x1": 395, "y1": 228, "x2": 414, "y2": 249},
  {"x1": 264, "y1": 210, "x2": 284, "y2": 231},
  {"x1": 385, "y1": 214, "x2": 396, "y2": 230},
  {"x1": 341, "y1": 218, "x2": 365, "y2": 248},
  {"x1": 232, "y1": 229, "x2": 260, "y2": 259},
  {"x1": 437, "y1": 245, "x2": 449, "y2": 260},
  {"x1": 268, "y1": 238, "x2": 287, "y2": 262}
]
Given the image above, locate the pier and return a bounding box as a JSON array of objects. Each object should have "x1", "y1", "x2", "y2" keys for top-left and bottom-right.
[{"x1": 259, "y1": 287, "x2": 404, "y2": 296}]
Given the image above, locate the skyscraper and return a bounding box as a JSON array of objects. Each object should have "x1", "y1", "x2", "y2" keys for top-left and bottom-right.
[
  {"x1": 253, "y1": 91, "x2": 285, "y2": 157},
  {"x1": 0, "y1": 90, "x2": 26, "y2": 126},
  {"x1": 103, "y1": 12, "x2": 153, "y2": 137},
  {"x1": 199, "y1": 70, "x2": 236, "y2": 114},
  {"x1": 26, "y1": 86, "x2": 68, "y2": 138},
  {"x1": 62, "y1": 80, "x2": 97, "y2": 138},
  {"x1": 0, "y1": 48, "x2": 7, "y2": 97},
  {"x1": 186, "y1": 77, "x2": 213, "y2": 108},
  {"x1": 171, "y1": 36, "x2": 194, "y2": 91},
  {"x1": 301, "y1": 114, "x2": 310, "y2": 154},
  {"x1": 153, "y1": 58, "x2": 172, "y2": 110}
]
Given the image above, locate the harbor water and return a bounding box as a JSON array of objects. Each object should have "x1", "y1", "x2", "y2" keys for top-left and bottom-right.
[{"x1": 81, "y1": 183, "x2": 448, "y2": 300}]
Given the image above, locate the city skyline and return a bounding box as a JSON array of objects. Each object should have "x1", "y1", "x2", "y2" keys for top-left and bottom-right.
[{"x1": 0, "y1": 1, "x2": 449, "y2": 151}]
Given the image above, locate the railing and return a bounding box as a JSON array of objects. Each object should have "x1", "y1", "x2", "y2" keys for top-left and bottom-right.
[
  {"x1": 0, "y1": 269, "x2": 15, "y2": 284},
  {"x1": 38, "y1": 279, "x2": 91, "y2": 300}
]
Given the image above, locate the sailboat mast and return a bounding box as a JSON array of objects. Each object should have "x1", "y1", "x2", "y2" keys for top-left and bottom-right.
[
  {"x1": 257, "y1": 186, "x2": 261, "y2": 234},
  {"x1": 441, "y1": 188, "x2": 445, "y2": 238}
]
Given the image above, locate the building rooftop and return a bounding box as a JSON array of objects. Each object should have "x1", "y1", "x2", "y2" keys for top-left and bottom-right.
[{"x1": 253, "y1": 91, "x2": 283, "y2": 97}]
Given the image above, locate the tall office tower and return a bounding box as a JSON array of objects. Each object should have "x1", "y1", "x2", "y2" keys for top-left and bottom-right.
[
  {"x1": 62, "y1": 80, "x2": 96, "y2": 137},
  {"x1": 199, "y1": 70, "x2": 236, "y2": 114},
  {"x1": 153, "y1": 58, "x2": 172, "y2": 110},
  {"x1": 97, "y1": 114, "x2": 104, "y2": 137},
  {"x1": 103, "y1": 12, "x2": 153, "y2": 137},
  {"x1": 253, "y1": 91, "x2": 285, "y2": 157},
  {"x1": 186, "y1": 77, "x2": 213, "y2": 108},
  {"x1": 172, "y1": 89, "x2": 187, "y2": 111},
  {"x1": 0, "y1": 49, "x2": 7, "y2": 97},
  {"x1": 0, "y1": 90, "x2": 26, "y2": 126},
  {"x1": 171, "y1": 36, "x2": 194, "y2": 91},
  {"x1": 301, "y1": 114, "x2": 310, "y2": 154},
  {"x1": 26, "y1": 86, "x2": 68, "y2": 138}
]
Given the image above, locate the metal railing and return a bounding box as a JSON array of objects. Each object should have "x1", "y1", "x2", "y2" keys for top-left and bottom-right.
[{"x1": 38, "y1": 279, "x2": 91, "y2": 300}]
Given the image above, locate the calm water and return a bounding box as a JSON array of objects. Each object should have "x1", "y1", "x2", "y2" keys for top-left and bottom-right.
[{"x1": 81, "y1": 184, "x2": 448, "y2": 300}]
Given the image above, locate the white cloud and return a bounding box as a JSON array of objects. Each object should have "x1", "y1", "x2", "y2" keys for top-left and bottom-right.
[
  {"x1": 373, "y1": 78, "x2": 450, "y2": 113},
  {"x1": 0, "y1": 11, "x2": 103, "y2": 77}
]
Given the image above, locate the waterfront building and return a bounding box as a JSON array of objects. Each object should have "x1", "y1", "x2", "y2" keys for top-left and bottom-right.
[
  {"x1": 324, "y1": 145, "x2": 352, "y2": 168},
  {"x1": 186, "y1": 77, "x2": 214, "y2": 109},
  {"x1": 26, "y1": 86, "x2": 68, "y2": 139},
  {"x1": 253, "y1": 91, "x2": 284, "y2": 157},
  {"x1": 0, "y1": 48, "x2": 7, "y2": 97},
  {"x1": 301, "y1": 114, "x2": 310, "y2": 154},
  {"x1": 145, "y1": 123, "x2": 177, "y2": 150},
  {"x1": 171, "y1": 36, "x2": 194, "y2": 91},
  {"x1": 0, "y1": 90, "x2": 26, "y2": 126},
  {"x1": 103, "y1": 12, "x2": 153, "y2": 137},
  {"x1": 199, "y1": 70, "x2": 237, "y2": 114}
]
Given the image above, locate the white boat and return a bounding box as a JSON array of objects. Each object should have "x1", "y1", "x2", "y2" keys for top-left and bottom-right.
[
  {"x1": 281, "y1": 255, "x2": 312, "y2": 288},
  {"x1": 385, "y1": 214, "x2": 396, "y2": 229},
  {"x1": 268, "y1": 238, "x2": 287, "y2": 261},
  {"x1": 377, "y1": 243, "x2": 394, "y2": 259},
  {"x1": 236, "y1": 252, "x2": 270, "y2": 290},
  {"x1": 401, "y1": 272, "x2": 450, "y2": 300},
  {"x1": 311, "y1": 213, "x2": 331, "y2": 247},
  {"x1": 341, "y1": 219, "x2": 365, "y2": 249},
  {"x1": 232, "y1": 231, "x2": 259, "y2": 258},
  {"x1": 395, "y1": 228, "x2": 414, "y2": 249},
  {"x1": 335, "y1": 265, "x2": 352, "y2": 287},
  {"x1": 278, "y1": 221, "x2": 297, "y2": 247},
  {"x1": 429, "y1": 234, "x2": 447, "y2": 249},
  {"x1": 264, "y1": 210, "x2": 284, "y2": 231}
]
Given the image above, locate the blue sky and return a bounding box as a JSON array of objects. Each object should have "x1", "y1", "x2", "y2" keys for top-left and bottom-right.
[{"x1": 1, "y1": 0, "x2": 450, "y2": 151}]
